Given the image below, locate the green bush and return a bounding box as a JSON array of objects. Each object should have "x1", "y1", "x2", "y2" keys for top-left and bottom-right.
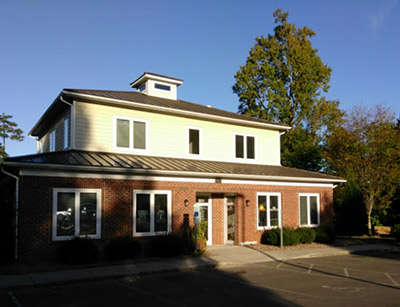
[
  {"x1": 391, "y1": 224, "x2": 400, "y2": 241},
  {"x1": 105, "y1": 236, "x2": 142, "y2": 260},
  {"x1": 315, "y1": 223, "x2": 335, "y2": 243},
  {"x1": 260, "y1": 227, "x2": 300, "y2": 246},
  {"x1": 145, "y1": 233, "x2": 186, "y2": 257},
  {"x1": 56, "y1": 237, "x2": 99, "y2": 265},
  {"x1": 296, "y1": 227, "x2": 316, "y2": 244}
]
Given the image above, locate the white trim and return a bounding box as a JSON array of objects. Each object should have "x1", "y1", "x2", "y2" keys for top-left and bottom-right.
[
  {"x1": 195, "y1": 194, "x2": 212, "y2": 245},
  {"x1": 233, "y1": 132, "x2": 257, "y2": 161},
  {"x1": 240, "y1": 241, "x2": 257, "y2": 246},
  {"x1": 71, "y1": 102, "x2": 76, "y2": 149},
  {"x1": 114, "y1": 115, "x2": 150, "y2": 153},
  {"x1": 130, "y1": 73, "x2": 183, "y2": 87},
  {"x1": 299, "y1": 193, "x2": 320, "y2": 227},
  {"x1": 221, "y1": 179, "x2": 335, "y2": 187},
  {"x1": 224, "y1": 194, "x2": 236, "y2": 244},
  {"x1": 133, "y1": 190, "x2": 172, "y2": 237},
  {"x1": 256, "y1": 192, "x2": 282, "y2": 230},
  {"x1": 63, "y1": 90, "x2": 290, "y2": 131},
  {"x1": 52, "y1": 188, "x2": 102, "y2": 241},
  {"x1": 187, "y1": 126, "x2": 202, "y2": 157}
]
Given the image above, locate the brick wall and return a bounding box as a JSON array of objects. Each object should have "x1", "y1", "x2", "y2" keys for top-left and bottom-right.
[{"x1": 17, "y1": 175, "x2": 333, "y2": 262}]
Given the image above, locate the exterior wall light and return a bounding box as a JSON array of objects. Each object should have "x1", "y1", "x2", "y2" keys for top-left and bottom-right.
[
  {"x1": 184, "y1": 199, "x2": 189, "y2": 207},
  {"x1": 246, "y1": 200, "x2": 251, "y2": 206}
]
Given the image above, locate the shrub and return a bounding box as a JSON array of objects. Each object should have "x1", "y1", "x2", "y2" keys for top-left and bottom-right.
[
  {"x1": 296, "y1": 227, "x2": 316, "y2": 244},
  {"x1": 315, "y1": 223, "x2": 335, "y2": 243},
  {"x1": 56, "y1": 237, "x2": 99, "y2": 265},
  {"x1": 261, "y1": 227, "x2": 300, "y2": 246},
  {"x1": 391, "y1": 224, "x2": 400, "y2": 241},
  {"x1": 145, "y1": 233, "x2": 186, "y2": 257},
  {"x1": 105, "y1": 236, "x2": 142, "y2": 260}
]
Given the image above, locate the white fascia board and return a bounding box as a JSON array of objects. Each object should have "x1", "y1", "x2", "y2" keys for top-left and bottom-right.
[
  {"x1": 8, "y1": 161, "x2": 346, "y2": 184},
  {"x1": 62, "y1": 90, "x2": 291, "y2": 131},
  {"x1": 130, "y1": 73, "x2": 183, "y2": 88}
]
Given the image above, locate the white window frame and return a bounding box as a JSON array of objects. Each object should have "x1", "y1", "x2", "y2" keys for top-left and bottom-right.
[
  {"x1": 114, "y1": 115, "x2": 149, "y2": 152},
  {"x1": 299, "y1": 193, "x2": 320, "y2": 227},
  {"x1": 257, "y1": 192, "x2": 281, "y2": 230},
  {"x1": 64, "y1": 116, "x2": 69, "y2": 150},
  {"x1": 234, "y1": 133, "x2": 257, "y2": 160},
  {"x1": 52, "y1": 188, "x2": 102, "y2": 241},
  {"x1": 187, "y1": 126, "x2": 202, "y2": 157},
  {"x1": 49, "y1": 129, "x2": 55, "y2": 152},
  {"x1": 133, "y1": 190, "x2": 172, "y2": 237}
]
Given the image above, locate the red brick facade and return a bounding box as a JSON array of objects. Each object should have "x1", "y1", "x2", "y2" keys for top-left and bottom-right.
[{"x1": 17, "y1": 175, "x2": 333, "y2": 262}]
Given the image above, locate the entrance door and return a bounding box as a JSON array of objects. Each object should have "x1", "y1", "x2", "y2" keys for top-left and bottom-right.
[
  {"x1": 226, "y1": 195, "x2": 236, "y2": 244},
  {"x1": 196, "y1": 195, "x2": 212, "y2": 245}
]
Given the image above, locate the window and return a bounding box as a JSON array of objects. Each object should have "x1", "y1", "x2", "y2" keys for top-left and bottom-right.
[
  {"x1": 188, "y1": 127, "x2": 201, "y2": 155},
  {"x1": 257, "y1": 193, "x2": 281, "y2": 229},
  {"x1": 299, "y1": 194, "x2": 320, "y2": 226},
  {"x1": 154, "y1": 83, "x2": 171, "y2": 91},
  {"x1": 235, "y1": 134, "x2": 255, "y2": 159},
  {"x1": 139, "y1": 84, "x2": 146, "y2": 92},
  {"x1": 49, "y1": 129, "x2": 55, "y2": 152},
  {"x1": 64, "y1": 117, "x2": 69, "y2": 149},
  {"x1": 115, "y1": 116, "x2": 148, "y2": 151},
  {"x1": 52, "y1": 189, "x2": 101, "y2": 240},
  {"x1": 133, "y1": 190, "x2": 171, "y2": 236}
]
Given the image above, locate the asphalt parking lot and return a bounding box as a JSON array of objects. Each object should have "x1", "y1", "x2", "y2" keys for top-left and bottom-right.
[{"x1": 1, "y1": 251, "x2": 400, "y2": 307}]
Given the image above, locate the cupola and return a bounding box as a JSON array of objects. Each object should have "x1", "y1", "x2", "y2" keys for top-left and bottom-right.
[{"x1": 130, "y1": 72, "x2": 183, "y2": 100}]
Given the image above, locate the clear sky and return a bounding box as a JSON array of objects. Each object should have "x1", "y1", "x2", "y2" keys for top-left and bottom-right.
[{"x1": 1, "y1": 0, "x2": 399, "y2": 157}]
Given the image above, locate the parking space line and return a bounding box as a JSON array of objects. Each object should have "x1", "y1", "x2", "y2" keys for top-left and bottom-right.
[
  {"x1": 308, "y1": 264, "x2": 314, "y2": 274},
  {"x1": 384, "y1": 273, "x2": 399, "y2": 287},
  {"x1": 276, "y1": 260, "x2": 286, "y2": 269},
  {"x1": 8, "y1": 291, "x2": 22, "y2": 307},
  {"x1": 344, "y1": 268, "x2": 349, "y2": 277}
]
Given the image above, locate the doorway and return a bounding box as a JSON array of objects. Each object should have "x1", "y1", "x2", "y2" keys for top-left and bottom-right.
[
  {"x1": 225, "y1": 195, "x2": 236, "y2": 244},
  {"x1": 196, "y1": 195, "x2": 212, "y2": 245}
]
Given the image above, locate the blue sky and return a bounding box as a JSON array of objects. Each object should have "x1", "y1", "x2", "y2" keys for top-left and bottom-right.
[{"x1": 1, "y1": 0, "x2": 399, "y2": 157}]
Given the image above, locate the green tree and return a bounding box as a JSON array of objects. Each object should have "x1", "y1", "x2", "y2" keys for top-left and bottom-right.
[
  {"x1": 0, "y1": 113, "x2": 24, "y2": 162},
  {"x1": 232, "y1": 9, "x2": 343, "y2": 171},
  {"x1": 326, "y1": 105, "x2": 400, "y2": 236}
]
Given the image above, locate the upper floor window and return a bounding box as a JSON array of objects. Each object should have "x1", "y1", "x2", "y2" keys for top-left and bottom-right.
[
  {"x1": 299, "y1": 194, "x2": 320, "y2": 227},
  {"x1": 235, "y1": 133, "x2": 255, "y2": 159},
  {"x1": 139, "y1": 84, "x2": 146, "y2": 92},
  {"x1": 49, "y1": 129, "x2": 55, "y2": 152},
  {"x1": 257, "y1": 193, "x2": 281, "y2": 229},
  {"x1": 188, "y1": 127, "x2": 201, "y2": 156},
  {"x1": 64, "y1": 117, "x2": 69, "y2": 149},
  {"x1": 52, "y1": 188, "x2": 102, "y2": 240},
  {"x1": 154, "y1": 83, "x2": 171, "y2": 91},
  {"x1": 115, "y1": 116, "x2": 148, "y2": 151}
]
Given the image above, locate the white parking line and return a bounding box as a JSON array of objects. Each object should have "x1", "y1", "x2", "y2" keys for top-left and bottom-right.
[
  {"x1": 308, "y1": 264, "x2": 314, "y2": 274},
  {"x1": 384, "y1": 273, "x2": 399, "y2": 286},
  {"x1": 344, "y1": 268, "x2": 349, "y2": 277},
  {"x1": 8, "y1": 291, "x2": 22, "y2": 307}
]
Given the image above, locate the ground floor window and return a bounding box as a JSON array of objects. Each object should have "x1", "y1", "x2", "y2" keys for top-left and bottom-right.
[
  {"x1": 52, "y1": 189, "x2": 101, "y2": 240},
  {"x1": 299, "y1": 194, "x2": 320, "y2": 227},
  {"x1": 133, "y1": 190, "x2": 172, "y2": 236},
  {"x1": 257, "y1": 193, "x2": 281, "y2": 229}
]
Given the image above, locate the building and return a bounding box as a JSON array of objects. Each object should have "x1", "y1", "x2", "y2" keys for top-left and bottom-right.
[{"x1": 0, "y1": 72, "x2": 345, "y2": 262}]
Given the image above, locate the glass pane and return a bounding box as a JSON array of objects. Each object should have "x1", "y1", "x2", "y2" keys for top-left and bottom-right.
[
  {"x1": 199, "y1": 206, "x2": 208, "y2": 240},
  {"x1": 227, "y1": 204, "x2": 235, "y2": 241},
  {"x1": 154, "y1": 194, "x2": 168, "y2": 232},
  {"x1": 258, "y1": 195, "x2": 267, "y2": 227},
  {"x1": 270, "y1": 211, "x2": 279, "y2": 226},
  {"x1": 247, "y1": 136, "x2": 255, "y2": 159},
  {"x1": 136, "y1": 194, "x2": 150, "y2": 233},
  {"x1": 269, "y1": 195, "x2": 279, "y2": 226},
  {"x1": 235, "y1": 135, "x2": 244, "y2": 158},
  {"x1": 57, "y1": 192, "x2": 75, "y2": 236},
  {"x1": 189, "y1": 129, "x2": 200, "y2": 154},
  {"x1": 154, "y1": 83, "x2": 171, "y2": 91},
  {"x1": 117, "y1": 119, "x2": 129, "y2": 148},
  {"x1": 310, "y1": 196, "x2": 318, "y2": 225},
  {"x1": 80, "y1": 193, "x2": 97, "y2": 236},
  {"x1": 133, "y1": 121, "x2": 146, "y2": 149},
  {"x1": 300, "y1": 196, "x2": 308, "y2": 225}
]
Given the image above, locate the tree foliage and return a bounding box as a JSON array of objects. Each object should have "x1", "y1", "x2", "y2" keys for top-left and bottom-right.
[
  {"x1": 232, "y1": 9, "x2": 343, "y2": 171},
  {"x1": 0, "y1": 113, "x2": 24, "y2": 162},
  {"x1": 326, "y1": 105, "x2": 400, "y2": 235}
]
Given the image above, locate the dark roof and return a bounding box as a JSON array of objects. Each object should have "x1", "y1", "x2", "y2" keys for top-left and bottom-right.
[
  {"x1": 62, "y1": 89, "x2": 290, "y2": 130},
  {"x1": 4, "y1": 150, "x2": 345, "y2": 183}
]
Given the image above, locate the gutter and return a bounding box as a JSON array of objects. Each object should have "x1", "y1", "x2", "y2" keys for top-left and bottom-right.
[{"x1": 1, "y1": 167, "x2": 19, "y2": 260}]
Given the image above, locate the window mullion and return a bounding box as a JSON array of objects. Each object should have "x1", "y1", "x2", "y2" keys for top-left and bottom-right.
[{"x1": 75, "y1": 192, "x2": 80, "y2": 237}]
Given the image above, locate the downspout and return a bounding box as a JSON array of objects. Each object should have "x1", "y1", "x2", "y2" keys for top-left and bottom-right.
[{"x1": 1, "y1": 167, "x2": 19, "y2": 260}]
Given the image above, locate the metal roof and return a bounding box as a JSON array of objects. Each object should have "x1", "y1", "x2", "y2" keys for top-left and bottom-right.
[{"x1": 3, "y1": 150, "x2": 345, "y2": 183}]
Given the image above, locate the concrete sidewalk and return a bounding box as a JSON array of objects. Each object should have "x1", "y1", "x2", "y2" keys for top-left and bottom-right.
[{"x1": 1, "y1": 243, "x2": 398, "y2": 290}]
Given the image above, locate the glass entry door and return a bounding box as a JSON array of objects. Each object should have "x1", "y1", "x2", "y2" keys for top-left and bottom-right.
[
  {"x1": 196, "y1": 195, "x2": 212, "y2": 245},
  {"x1": 226, "y1": 195, "x2": 236, "y2": 244}
]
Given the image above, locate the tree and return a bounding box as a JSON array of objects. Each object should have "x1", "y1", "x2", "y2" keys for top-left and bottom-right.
[
  {"x1": 232, "y1": 9, "x2": 343, "y2": 171},
  {"x1": 326, "y1": 105, "x2": 400, "y2": 236},
  {"x1": 0, "y1": 113, "x2": 24, "y2": 162}
]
